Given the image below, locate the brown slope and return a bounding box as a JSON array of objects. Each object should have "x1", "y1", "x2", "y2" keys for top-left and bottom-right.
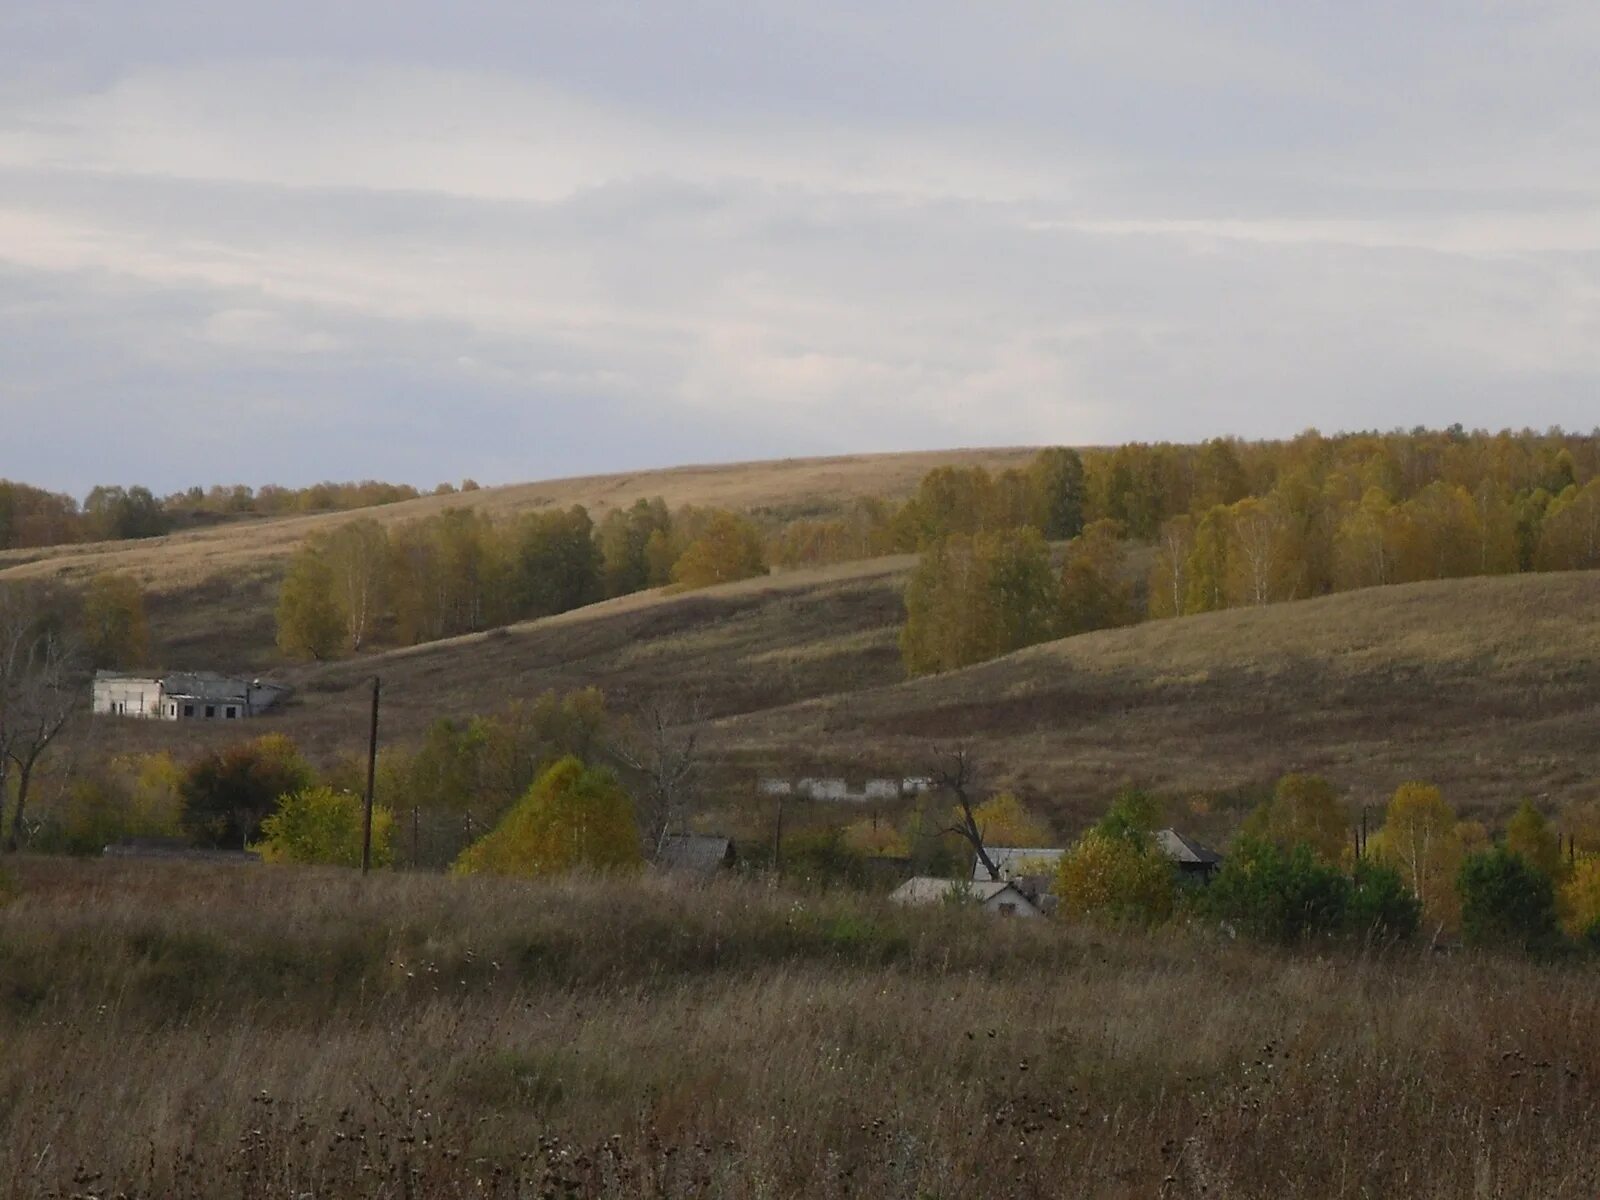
[
  {"x1": 708, "y1": 570, "x2": 1600, "y2": 825},
  {"x1": 73, "y1": 556, "x2": 916, "y2": 766}
]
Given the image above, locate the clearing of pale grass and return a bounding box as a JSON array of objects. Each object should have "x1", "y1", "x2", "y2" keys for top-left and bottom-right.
[{"x1": 1, "y1": 856, "x2": 1596, "y2": 1199}]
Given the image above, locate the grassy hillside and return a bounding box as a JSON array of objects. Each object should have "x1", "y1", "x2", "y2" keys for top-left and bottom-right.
[
  {"x1": 74, "y1": 548, "x2": 1600, "y2": 827},
  {"x1": 3, "y1": 856, "x2": 1596, "y2": 1199},
  {"x1": 715, "y1": 569, "x2": 1600, "y2": 824},
  {"x1": 0, "y1": 448, "x2": 1031, "y2": 667}
]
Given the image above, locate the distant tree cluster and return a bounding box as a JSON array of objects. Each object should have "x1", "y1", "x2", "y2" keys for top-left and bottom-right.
[
  {"x1": 1046, "y1": 771, "x2": 1600, "y2": 957},
  {"x1": 0, "y1": 477, "x2": 473, "y2": 551},
  {"x1": 275, "y1": 502, "x2": 768, "y2": 659},
  {"x1": 896, "y1": 429, "x2": 1600, "y2": 673}
]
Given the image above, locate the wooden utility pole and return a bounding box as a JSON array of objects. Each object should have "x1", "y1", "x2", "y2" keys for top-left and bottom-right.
[{"x1": 361, "y1": 676, "x2": 380, "y2": 876}]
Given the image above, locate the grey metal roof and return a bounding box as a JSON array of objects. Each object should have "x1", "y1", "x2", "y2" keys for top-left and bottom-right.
[
  {"x1": 1155, "y1": 828, "x2": 1225, "y2": 866},
  {"x1": 972, "y1": 847, "x2": 1066, "y2": 882}
]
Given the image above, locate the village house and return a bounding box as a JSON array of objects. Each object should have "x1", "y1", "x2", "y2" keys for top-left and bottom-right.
[
  {"x1": 890, "y1": 876, "x2": 1042, "y2": 917},
  {"x1": 1155, "y1": 828, "x2": 1225, "y2": 883},
  {"x1": 91, "y1": 671, "x2": 289, "y2": 722}
]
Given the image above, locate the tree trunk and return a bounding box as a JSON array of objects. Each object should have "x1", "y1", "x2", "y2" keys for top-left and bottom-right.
[{"x1": 6, "y1": 757, "x2": 36, "y2": 853}]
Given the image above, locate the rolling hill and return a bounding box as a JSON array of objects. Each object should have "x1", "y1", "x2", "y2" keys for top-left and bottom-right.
[
  {"x1": 73, "y1": 533, "x2": 1600, "y2": 834},
  {"x1": 0, "y1": 448, "x2": 1032, "y2": 668}
]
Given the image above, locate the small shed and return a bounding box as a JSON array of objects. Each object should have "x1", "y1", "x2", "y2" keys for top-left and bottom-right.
[
  {"x1": 656, "y1": 835, "x2": 736, "y2": 878},
  {"x1": 1155, "y1": 828, "x2": 1225, "y2": 882},
  {"x1": 890, "y1": 876, "x2": 1042, "y2": 918}
]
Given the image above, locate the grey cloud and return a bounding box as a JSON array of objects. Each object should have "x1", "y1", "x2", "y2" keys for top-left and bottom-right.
[{"x1": 2, "y1": 3, "x2": 1600, "y2": 492}]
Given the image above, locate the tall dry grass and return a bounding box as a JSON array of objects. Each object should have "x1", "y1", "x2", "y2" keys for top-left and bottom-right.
[{"x1": 2, "y1": 857, "x2": 1597, "y2": 1198}]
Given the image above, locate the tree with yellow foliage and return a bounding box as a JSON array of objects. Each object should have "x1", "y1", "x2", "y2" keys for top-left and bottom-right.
[
  {"x1": 257, "y1": 785, "x2": 394, "y2": 868},
  {"x1": 671, "y1": 511, "x2": 767, "y2": 590},
  {"x1": 1366, "y1": 782, "x2": 1465, "y2": 930},
  {"x1": 1558, "y1": 855, "x2": 1600, "y2": 944},
  {"x1": 1055, "y1": 830, "x2": 1175, "y2": 926},
  {"x1": 841, "y1": 817, "x2": 909, "y2": 858},
  {"x1": 1242, "y1": 773, "x2": 1350, "y2": 865},
  {"x1": 452, "y1": 757, "x2": 640, "y2": 877},
  {"x1": 969, "y1": 792, "x2": 1051, "y2": 849},
  {"x1": 1505, "y1": 799, "x2": 1563, "y2": 880}
]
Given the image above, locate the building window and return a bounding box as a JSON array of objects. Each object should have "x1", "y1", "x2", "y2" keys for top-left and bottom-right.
[
  {"x1": 205, "y1": 705, "x2": 216, "y2": 719},
  {"x1": 183, "y1": 704, "x2": 195, "y2": 718},
  {"x1": 225, "y1": 707, "x2": 237, "y2": 719},
  {"x1": 998, "y1": 903, "x2": 1017, "y2": 917},
  {"x1": 170, "y1": 704, "x2": 177, "y2": 717}
]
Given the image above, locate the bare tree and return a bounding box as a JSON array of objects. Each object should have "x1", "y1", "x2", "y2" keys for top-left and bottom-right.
[
  {"x1": 608, "y1": 695, "x2": 702, "y2": 860},
  {"x1": 931, "y1": 746, "x2": 1000, "y2": 881},
  {"x1": 0, "y1": 586, "x2": 85, "y2": 851}
]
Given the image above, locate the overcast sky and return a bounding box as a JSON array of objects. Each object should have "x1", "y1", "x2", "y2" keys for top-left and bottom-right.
[{"x1": 4, "y1": 3, "x2": 1599, "y2": 495}]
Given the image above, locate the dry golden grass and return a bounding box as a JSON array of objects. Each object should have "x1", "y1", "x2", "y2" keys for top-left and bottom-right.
[
  {"x1": 717, "y1": 569, "x2": 1600, "y2": 827},
  {"x1": 67, "y1": 562, "x2": 1600, "y2": 833},
  {"x1": 2, "y1": 856, "x2": 1597, "y2": 1199}
]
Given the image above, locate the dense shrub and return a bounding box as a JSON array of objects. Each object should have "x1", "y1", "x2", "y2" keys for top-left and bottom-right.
[
  {"x1": 1458, "y1": 846, "x2": 1564, "y2": 955},
  {"x1": 452, "y1": 757, "x2": 639, "y2": 877},
  {"x1": 1199, "y1": 839, "x2": 1419, "y2": 945},
  {"x1": 1055, "y1": 830, "x2": 1176, "y2": 926},
  {"x1": 257, "y1": 786, "x2": 394, "y2": 868}
]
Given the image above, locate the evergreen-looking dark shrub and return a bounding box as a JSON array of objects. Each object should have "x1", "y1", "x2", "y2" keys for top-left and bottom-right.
[
  {"x1": 1458, "y1": 847, "x2": 1564, "y2": 955},
  {"x1": 1344, "y1": 860, "x2": 1421, "y2": 943},
  {"x1": 1199, "y1": 839, "x2": 1419, "y2": 945}
]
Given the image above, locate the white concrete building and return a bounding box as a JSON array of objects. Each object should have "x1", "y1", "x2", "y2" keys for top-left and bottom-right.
[{"x1": 92, "y1": 671, "x2": 289, "y2": 721}]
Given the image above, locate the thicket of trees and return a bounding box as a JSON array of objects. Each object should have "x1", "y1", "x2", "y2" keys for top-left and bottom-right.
[
  {"x1": 275, "y1": 502, "x2": 768, "y2": 658},
  {"x1": 896, "y1": 429, "x2": 1600, "y2": 673}
]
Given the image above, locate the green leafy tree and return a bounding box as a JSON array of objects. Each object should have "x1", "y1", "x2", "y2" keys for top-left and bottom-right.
[
  {"x1": 598, "y1": 498, "x2": 674, "y2": 596},
  {"x1": 901, "y1": 528, "x2": 1057, "y2": 675},
  {"x1": 1090, "y1": 788, "x2": 1164, "y2": 848},
  {"x1": 275, "y1": 549, "x2": 343, "y2": 660},
  {"x1": 81, "y1": 573, "x2": 150, "y2": 669},
  {"x1": 257, "y1": 785, "x2": 394, "y2": 867},
  {"x1": 180, "y1": 734, "x2": 314, "y2": 850},
  {"x1": 506, "y1": 505, "x2": 602, "y2": 618},
  {"x1": 1027, "y1": 447, "x2": 1087, "y2": 539},
  {"x1": 1458, "y1": 846, "x2": 1563, "y2": 954},
  {"x1": 1200, "y1": 839, "x2": 1418, "y2": 944},
  {"x1": 1057, "y1": 519, "x2": 1136, "y2": 635},
  {"x1": 453, "y1": 756, "x2": 640, "y2": 876}
]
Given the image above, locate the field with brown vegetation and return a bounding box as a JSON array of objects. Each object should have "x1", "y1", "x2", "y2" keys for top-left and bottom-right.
[
  {"x1": 72, "y1": 559, "x2": 1600, "y2": 837},
  {"x1": 1, "y1": 855, "x2": 1596, "y2": 1199}
]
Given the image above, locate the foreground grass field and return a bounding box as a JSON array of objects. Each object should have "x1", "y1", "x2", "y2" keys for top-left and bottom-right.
[{"x1": 2, "y1": 857, "x2": 1597, "y2": 1198}]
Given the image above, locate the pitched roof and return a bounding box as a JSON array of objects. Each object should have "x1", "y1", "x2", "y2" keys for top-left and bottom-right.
[
  {"x1": 890, "y1": 876, "x2": 1038, "y2": 910},
  {"x1": 972, "y1": 846, "x2": 1065, "y2": 882},
  {"x1": 1155, "y1": 828, "x2": 1224, "y2": 866},
  {"x1": 656, "y1": 834, "x2": 734, "y2": 875}
]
